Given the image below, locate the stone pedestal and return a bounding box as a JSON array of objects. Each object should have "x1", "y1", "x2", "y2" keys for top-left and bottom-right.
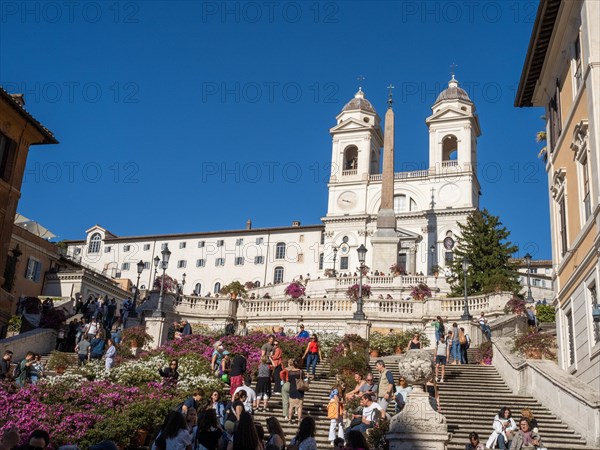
[
  {"x1": 371, "y1": 227, "x2": 399, "y2": 274},
  {"x1": 387, "y1": 350, "x2": 449, "y2": 450},
  {"x1": 145, "y1": 314, "x2": 169, "y2": 349},
  {"x1": 345, "y1": 319, "x2": 370, "y2": 339}
]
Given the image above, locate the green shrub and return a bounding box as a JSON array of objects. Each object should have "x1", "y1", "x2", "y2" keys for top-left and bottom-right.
[{"x1": 536, "y1": 304, "x2": 555, "y2": 322}]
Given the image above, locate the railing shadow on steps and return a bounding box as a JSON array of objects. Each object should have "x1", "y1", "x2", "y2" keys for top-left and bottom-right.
[{"x1": 492, "y1": 335, "x2": 600, "y2": 448}]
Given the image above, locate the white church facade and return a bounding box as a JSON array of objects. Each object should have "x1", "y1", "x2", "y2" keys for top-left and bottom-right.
[{"x1": 65, "y1": 77, "x2": 482, "y2": 297}]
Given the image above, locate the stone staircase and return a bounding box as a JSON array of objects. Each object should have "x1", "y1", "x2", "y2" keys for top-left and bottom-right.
[
  {"x1": 252, "y1": 361, "x2": 341, "y2": 447},
  {"x1": 369, "y1": 354, "x2": 598, "y2": 450}
]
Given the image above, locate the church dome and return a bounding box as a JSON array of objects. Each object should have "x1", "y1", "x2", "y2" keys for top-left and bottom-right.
[
  {"x1": 435, "y1": 76, "x2": 472, "y2": 104},
  {"x1": 342, "y1": 88, "x2": 376, "y2": 113}
]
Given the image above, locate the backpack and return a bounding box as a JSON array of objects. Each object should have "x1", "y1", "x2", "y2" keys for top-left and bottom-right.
[
  {"x1": 12, "y1": 360, "x2": 23, "y2": 378},
  {"x1": 459, "y1": 333, "x2": 467, "y2": 344},
  {"x1": 439, "y1": 323, "x2": 445, "y2": 335}
]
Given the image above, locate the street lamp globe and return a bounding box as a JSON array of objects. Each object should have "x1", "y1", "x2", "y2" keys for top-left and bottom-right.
[
  {"x1": 137, "y1": 260, "x2": 145, "y2": 274},
  {"x1": 357, "y1": 244, "x2": 367, "y2": 264},
  {"x1": 524, "y1": 253, "x2": 532, "y2": 263},
  {"x1": 153, "y1": 256, "x2": 160, "y2": 268},
  {"x1": 462, "y1": 257, "x2": 470, "y2": 272},
  {"x1": 161, "y1": 244, "x2": 171, "y2": 269}
]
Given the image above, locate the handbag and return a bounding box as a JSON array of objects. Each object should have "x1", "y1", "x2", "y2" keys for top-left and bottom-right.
[{"x1": 296, "y1": 377, "x2": 310, "y2": 392}]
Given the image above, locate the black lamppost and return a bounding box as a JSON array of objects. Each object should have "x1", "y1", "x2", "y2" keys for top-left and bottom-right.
[
  {"x1": 332, "y1": 246, "x2": 338, "y2": 277},
  {"x1": 354, "y1": 244, "x2": 368, "y2": 320},
  {"x1": 181, "y1": 273, "x2": 187, "y2": 294},
  {"x1": 429, "y1": 244, "x2": 435, "y2": 275},
  {"x1": 155, "y1": 245, "x2": 171, "y2": 315},
  {"x1": 461, "y1": 257, "x2": 472, "y2": 320},
  {"x1": 524, "y1": 253, "x2": 534, "y2": 303},
  {"x1": 152, "y1": 256, "x2": 160, "y2": 288},
  {"x1": 130, "y1": 260, "x2": 144, "y2": 318}
]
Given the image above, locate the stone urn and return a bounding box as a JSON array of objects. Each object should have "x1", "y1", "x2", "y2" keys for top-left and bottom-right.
[{"x1": 387, "y1": 350, "x2": 449, "y2": 450}]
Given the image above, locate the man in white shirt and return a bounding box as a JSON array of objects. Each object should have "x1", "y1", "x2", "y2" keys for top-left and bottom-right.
[
  {"x1": 348, "y1": 393, "x2": 383, "y2": 434},
  {"x1": 233, "y1": 377, "x2": 257, "y2": 414}
]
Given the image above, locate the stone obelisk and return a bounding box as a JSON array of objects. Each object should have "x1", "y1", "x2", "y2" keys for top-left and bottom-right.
[{"x1": 371, "y1": 88, "x2": 400, "y2": 273}]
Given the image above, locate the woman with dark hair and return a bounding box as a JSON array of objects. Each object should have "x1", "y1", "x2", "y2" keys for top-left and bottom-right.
[
  {"x1": 434, "y1": 316, "x2": 445, "y2": 344},
  {"x1": 196, "y1": 409, "x2": 224, "y2": 450},
  {"x1": 406, "y1": 333, "x2": 422, "y2": 351},
  {"x1": 159, "y1": 360, "x2": 180, "y2": 384},
  {"x1": 289, "y1": 416, "x2": 317, "y2": 450},
  {"x1": 287, "y1": 360, "x2": 306, "y2": 423},
  {"x1": 302, "y1": 334, "x2": 323, "y2": 380},
  {"x1": 225, "y1": 390, "x2": 247, "y2": 431},
  {"x1": 151, "y1": 411, "x2": 191, "y2": 450},
  {"x1": 344, "y1": 429, "x2": 370, "y2": 450},
  {"x1": 265, "y1": 417, "x2": 285, "y2": 450},
  {"x1": 486, "y1": 407, "x2": 517, "y2": 449},
  {"x1": 510, "y1": 418, "x2": 544, "y2": 450},
  {"x1": 228, "y1": 411, "x2": 263, "y2": 450},
  {"x1": 208, "y1": 390, "x2": 226, "y2": 427}
]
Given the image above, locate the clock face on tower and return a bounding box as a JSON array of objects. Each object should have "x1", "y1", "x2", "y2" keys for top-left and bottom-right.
[{"x1": 337, "y1": 191, "x2": 357, "y2": 210}]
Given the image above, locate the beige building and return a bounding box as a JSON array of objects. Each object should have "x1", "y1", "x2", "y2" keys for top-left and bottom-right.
[
  {"x1": 0, "y1": 88, "x2": 58, "y2": 336},
  {"x1": 516, "y1": 0, "x2": 600, "y2": 386}
]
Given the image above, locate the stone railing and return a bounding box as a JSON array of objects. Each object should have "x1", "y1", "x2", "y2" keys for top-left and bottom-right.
[
  {"x1": 336, "y1": 275, "x2": 426, "y2": 287},
  {"x1": 439, "y1": 293, "x2": 505, "y2": 314},
  {"x1": 342, "y1": 169, "x2": 357, "y2": 176},
  {"x1": 492, "y1": 336, "x2": 600, "y2": 448},
  {"x1": 441, "y1": 160, "x2": 458, "y2": 167},
  {"x1": 0, "y1": 328, "x2": 57, "y2": 359},
  {"x1": 368, "y1": 170, "x2": 429, "y2": 182}
]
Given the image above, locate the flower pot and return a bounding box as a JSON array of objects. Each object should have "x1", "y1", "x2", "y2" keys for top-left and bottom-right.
[
  {"x1": 370, "y1": 350, "x2": 380, "y2": 357},
  {"x1": 524, "y1": 348, "x2": 542, "y2": 359},
  {"x1": 132, "y1": 429, "x2": 149, "y2": 446}
]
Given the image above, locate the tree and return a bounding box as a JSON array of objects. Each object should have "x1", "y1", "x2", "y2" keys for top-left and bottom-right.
[{"x1": 447, "y1": 209, "x2": 520, "y2": 297}]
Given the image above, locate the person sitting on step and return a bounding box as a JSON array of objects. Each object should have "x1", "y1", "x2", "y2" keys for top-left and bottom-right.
[
  {"x1": 486, "y1": 407, "x2": 517, "y2": 449},
  {"x1": 510, "y1": 417, "x2": 544, "y2": 450}
]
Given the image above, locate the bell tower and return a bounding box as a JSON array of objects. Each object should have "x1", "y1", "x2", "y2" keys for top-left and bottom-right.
[{"x1": 426, "y1": 76, "x2": 481, "y2": 176}]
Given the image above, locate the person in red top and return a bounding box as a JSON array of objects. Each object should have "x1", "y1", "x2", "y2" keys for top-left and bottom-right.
[
  {"x1": 270, "y1": 339, "x2": 284, "y2": 393},
  {"x1": 302, "y1": 334, "x2": 323, "y2": 379}
]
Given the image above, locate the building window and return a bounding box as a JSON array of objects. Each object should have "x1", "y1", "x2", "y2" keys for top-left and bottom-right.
[
  {"x1": 104, "y1": 246, "x2": 111, "y2": 253},
  {"x1": 0, "y1": 131, "x2": 16, "y2": 182},
  {"x1": 235, "y1": 257, "x2": 244, "y2": 266},
  {"x1": 143, "y1": 262, "x2": 150, "y2": 270},
  {"x1": 445, "y1": 252, "x2": 454, "y2": 264},
  {"x1": 297, "y1": 253, "x2": 304, "y2": 263},
  {"x1": 194, "y1": 283, "x2": 201, "y2": 295},
  {"x1": 216, "y1": 258, "x2": 225, "y2": 266},
  {"x1": 274, "y1": 266, "x2": 284, "y2": 284},
  {"x1": 24, "y1": 258, "x2": 42, "y2": 282},
  {"x1": 254, "y1": 256, "x2": 264, "y2": 265},
  {"x1": 547, "y1": 81, "x2": 562, "y2": 152},
  {"x1": 124, "y1": 245, "x2": 131, "y2": 252},
  {"x1": 217, "y1": 240, "x2": 224, "y2": 247},
  {"x1": 254, "y1": 281, "x2": 261, "y2": 287},
  {"x1": 566, "y1": 309, "x2": 576, "y2": 367},
  {"x1": 590, "y1": 284, "x2": 600, "y2": 346},
  {"x1": 143, "y1": 244, "x2": 150, "y2": 251},
  {"x1": 214, "y1": 282, "x2": 221, "y2": 294},
  {"x1": 179, "y1": 242, "x2": 186, "y2": 249},
  {"x1": 74, "y1": 248, "x2": 81, "y2": 255},
  {"x1": 236, "y1": 238, "x2": 243, "y2": 246},
  {"x1": 196, "y1": 259, "x2": 206, "y2": 267},
  {"x1": 121, "y1": 262, "x2": 130, "y2": 270},
  {"x1": 161, "y1": 243, "x2": 168, "y2": 250},
  {"x1": 320, "y1": 231, "x2": 325, "y2": 245},
  {"x1": 88, "y1": 233, "x2": 102, "y2": 254},
  {"x1": 558, "y1": 195, "x2": 568, "y2": 257},
  {"x1": 319, "y1": 253, "x2": 324, "y2": 270},
  {"x1": 198, "y1": 241, "x2": 205, "y2": 248},
  {"x1": 582, "y1": 157, "x2": 591, "y2": 222},
  {"x1": 340, "y1": 256, "x2": 349, "y2": 270},
  {"x1": 398, "y1": 253, "x2": 407, "y2": 273},
  {"x1": 299, "y1": 234, "x2": 304, "y2": 243},
  {"x1": 177, "y1": 260, "x2": 187, "y2": 268},
  {"x1": 573, "y1": 35, "x2": 583, "y2": 92},
  {"x1": 275, "y1": 242, "x2": 286, "y2": 259},
  {"x1": 256, "y1": 237, "x2": 264, "y2": 245}
]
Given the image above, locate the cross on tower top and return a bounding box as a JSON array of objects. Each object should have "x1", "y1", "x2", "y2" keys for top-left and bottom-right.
[
  {"x1": 450, "y1": 62, "x2": 459, "y2": 79},
  {"x1": 357, "y1": 75, "x2": 365, "y2": 91},
  {"x1": 387, "y1": 84, "x2": 394, "y2": 108}
]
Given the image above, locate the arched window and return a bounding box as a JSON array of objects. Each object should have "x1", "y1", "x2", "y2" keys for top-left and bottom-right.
[
  {"x1": 194, "y1": 283, "x2": 202, "y2": 295},
  {"x1": 394, "y1": 195, "x2": 407, "y2": 213},
  {"x1": 274, "y1": 267, "x2": 284, "y2": 284},
  {"x1": 275, "y1": 242, "x2": 286, "y2": 259},
  {"x1": 343, "y1": 146, "x2": 358, "y2": 171},
  {"x1": 140, "y1": 284, "x2": 146, "y2": 290},
  {"x1": 88, "y1": 233, "x2": 102, "y2": 253},
  {"x1": 410, "y1": 198, "x2": 417, "y2": 211},
  {"x1": 254, "y1": 281, "x2": 261, "y2": 287},
  {"x1": 213, "y1": 282, "x2": 221, "y2": 294},
  {"x1": 442, "y1": 135, "x2": 458, "y2": 161}
]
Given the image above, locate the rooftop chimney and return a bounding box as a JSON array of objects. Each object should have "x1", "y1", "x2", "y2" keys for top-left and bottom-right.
[
  {"x1": 292, "y1": 221, "x2": 301, "y2": 227},
  {"x1": 246, "y1": 219, "x2": 252, "y2": 230}
]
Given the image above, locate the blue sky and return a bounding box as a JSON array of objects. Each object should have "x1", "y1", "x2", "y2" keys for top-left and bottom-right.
[{"x1": 1, "y1": 1, "x2": 550, "y2": 259}]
